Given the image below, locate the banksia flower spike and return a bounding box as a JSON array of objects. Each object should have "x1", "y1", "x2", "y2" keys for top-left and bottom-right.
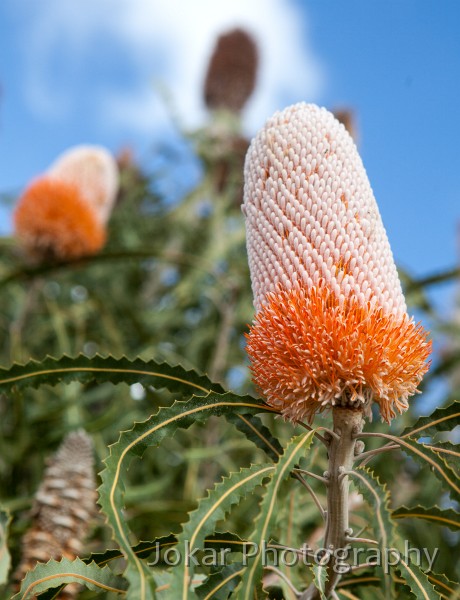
[
  {"x1": 243, "y1": 103, "x2": 431, "y2": 423},
  {"x1": 14, "y1": 145, "x2": 119, "y2": 262},
  {"x1": 204, "y1": 28, "x2": 258, "y2": 114},
  {"x1": 14, "y1": 430, "x2": 97, "y2": 599}
]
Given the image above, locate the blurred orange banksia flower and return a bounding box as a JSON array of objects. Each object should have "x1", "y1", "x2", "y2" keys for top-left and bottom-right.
[
  {"x1": 14, "y1": 145, "x2": 119, "y2": 261},
  {"x1": 243, "y1": 103, "x2": 431, "y2": 423}
]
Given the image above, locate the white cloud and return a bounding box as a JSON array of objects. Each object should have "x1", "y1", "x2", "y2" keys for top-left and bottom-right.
[{"x1": 14, "y1": 0, "x2": 324, "y2": 136}]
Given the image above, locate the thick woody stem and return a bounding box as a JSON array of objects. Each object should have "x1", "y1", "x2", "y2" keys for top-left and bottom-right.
[{"x1": 300, "y1": 407, "x2": 364, "y2": 600}]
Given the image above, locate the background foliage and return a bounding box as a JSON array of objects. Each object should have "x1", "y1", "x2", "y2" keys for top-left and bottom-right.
[{"x1": 0, "y1": 71, "x2": 459, "y2": 599}]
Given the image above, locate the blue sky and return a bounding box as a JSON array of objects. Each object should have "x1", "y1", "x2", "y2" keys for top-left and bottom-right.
[{"x1": 1, "y1": 0, "x2": 459, "y2": 300}]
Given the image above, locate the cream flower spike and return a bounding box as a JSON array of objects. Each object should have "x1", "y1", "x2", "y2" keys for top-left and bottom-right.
[
  {"x1": 243, "y1": 103, "x2": 431, "y2": 423},
  {"x1": 48, "y1": 145, "x2": 119, "y2": 224}
]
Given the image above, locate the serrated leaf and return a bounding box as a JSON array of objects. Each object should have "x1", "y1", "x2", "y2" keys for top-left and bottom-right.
[
  {"x1": 362, "y1": 433, "x2": 460, "y2": 504},
  {"x1": 337, "y1": 573, "x2": 382, "y2": 591},
  {"x1": 402, "y1": 401, "x2": 460, "y2": 439},
  {"x1": 85, "y1": 532, "x2": 246, "y2": 571},
  {"x1": 151, "y1": 569, "x2": 172, "y2": 592},
  {"x1": 426, "y1": 572, "x2": 460, "y2": 599},
  {"x1": 399, "y1": 438, "x2": 460, "y2": 503},
  {"x1": 11, "y1": 557, "x2": 127, "y2": 600},
  {"x1": 98, "y1": 392, "x2": 277, "y2": 600},
  {"x1": 427, "y1": 442, "x2": 460, "y2": 476},
  {"x1": 195, "y1": 564, "x2": 243, "y2": 599},
  {"x1": 204, "y1": 532, "x2": 248, "y2": 555},
  {"x1": 29, "y1": 538, "x2": 174, "y2": 599},
  {"x1": 351, "y1": 468, "x2": 394, "y2": 598},
  {"x1": 89, "y1": 535, "x2": 178, "y2": 569},
  {"x1": 311, "y1": 558, "x2": 329, "y2": 600},
  {"x1": 0, "y1": 505, "x2": 11, "y2": 585},
  {"x1": 393, "y1": 561, "x2": 441, "y2": 600},
  {"x1": 236, "y1": 430, "x2": 316, "y2": 599},
  {"x1": 392, "y1": 506, "x2": 460, "y2": 532},
  {"x1": 0, "y1": 353, "x2": 226, "y2": 397},
  {"x1": 226, "y1": 413, "x2": 283, "y2": 460},
  {"x1": 169, "y1": 464, "x2": 273, "y2": 598}
]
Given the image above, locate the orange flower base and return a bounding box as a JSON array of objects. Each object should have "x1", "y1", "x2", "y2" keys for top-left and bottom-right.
[
  {"x1": 246, "y1": 285, "x2": 431, "y2": 423},
  {"x1": 14, "y1": 178, "x2": 106, "y2": 261}
]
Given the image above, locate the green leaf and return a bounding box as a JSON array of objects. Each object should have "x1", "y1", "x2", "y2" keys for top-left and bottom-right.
[
  {"x1": 311, "y1": 558, "x2": 329, "y2": 600},
  {"x1": 393, "y1": 562, "x2": 441, "y2": 600},
  {"x1": 0, "y1": 353, "x2": 226, "y2": 397},
  {"x1": 337, "y1": 572, "x2": 383, "y2": 593},
  {"x1": 426, "y1": 572, "x2": 460, "y2": 599},
  {"x1": 204, "y1": 532, "x2": 249, "y2": 556},
  {"x1": 88, "y1": 535, "x2": 178, "y2": 569},
  {"x1": 195, "y1": 564, "x2": 243, "y2": 599},
  {"x1": 82, "y1": 532, "x2": 247, "y2": 574},
  {"x1": 392, "y1": 506, "x2": 460, "y2": 532},
  {"x1": 361, "y1": 433, "x2": 460, "y2": 504},
  {"x1": 0, "y1": 505, "x2": 11, "y2": 585},
  {"x1": 98, "y1": 392, "x2": 277, "y2": 600},
  {"x1": 11, "y1": 557, "x2": 127, "y2": 600},
  {"x1": 236, "y1": 430, "x2": 316, "y2": 599},
  {"x1": 169, "y1": 464, "x2": 273, "y2": 598},
  {"x1": 351, "y1": 468, "x2": 395, "y2": 598},
  {"x1": 401, "y1": 401, "x2": 460, "y2": 439},
  {"x1": 226, "y1": 413, "x2": 283, "y2": 460},
  {"x1": 397, "y1": 438, "x2": 460, "y2": 503},
  {"x1": 427, "y1": 442, "x2": 460, "y2": 476}
]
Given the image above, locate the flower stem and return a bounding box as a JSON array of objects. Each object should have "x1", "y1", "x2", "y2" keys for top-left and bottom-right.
[{"x1": 300, "y1": 406, "x2": 364, "y2": 599}]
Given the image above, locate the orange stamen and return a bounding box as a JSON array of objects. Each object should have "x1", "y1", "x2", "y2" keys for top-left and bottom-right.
[{"x1": 246, "y1": 285, "x2": 431, "y2": 423}]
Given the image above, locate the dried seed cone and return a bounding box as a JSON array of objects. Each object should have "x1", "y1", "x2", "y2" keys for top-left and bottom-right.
[
  {"x1": 243, "y1": 103, "x2": 431, "y2": 422},
  {"x1": 14, "y1": 431, "x2": 97, "y2": 599},
  {"x1": 204, "y1": 28, "x2": 258, "y2": 114}
]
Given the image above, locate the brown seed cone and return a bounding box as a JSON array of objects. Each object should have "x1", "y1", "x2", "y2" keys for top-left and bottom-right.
[
  {"x1": 333, "y1": 108, "x2": 357, "y2": 139},
  {"x1": 14, "y1": 430, "x2": 97, "y2": 599},
  {"x1": 204, "y1": 28, "x2": 258, "y2": 114}
]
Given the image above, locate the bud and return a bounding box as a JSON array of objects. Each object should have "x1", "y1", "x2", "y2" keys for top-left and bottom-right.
[
  {"x1": 204, "y1": 28, "x2": 258, "y2": 114},
  {"x1": 243, "y1": 103, "x2": 431, "y2": 423}
]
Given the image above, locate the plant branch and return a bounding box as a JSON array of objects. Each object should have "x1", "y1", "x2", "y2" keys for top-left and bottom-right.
[
  {"x1": 296, "y1": 421, "x2": 331, "y2": 446},
  {"x1": 292, "y1": 473, "x2": 326, "y2": 519},
  {"x1": 293, "y1": 468, "x2": 330, "y2": 485},
  {"x1": 299, "y1": 407, "x2": 365, "y2": 600},
  {"x1": 354, "y1": 444, "x2": 400, "y2": 465},
  {"x1": 348, "y1": 560, "x2": 378, "y2": 572},
  {"x1": 264, "y1": 565, "x2": 302, "y2": 596},
  {"x1": 268, "y1": 543, "x2": 315, "y2": 560},
  {"x1": 344, "y1": 535, "x2": 378, "y2": 546},
  {"x1": 208, "y1": 287, "x2": 237, "y2": 382}
]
